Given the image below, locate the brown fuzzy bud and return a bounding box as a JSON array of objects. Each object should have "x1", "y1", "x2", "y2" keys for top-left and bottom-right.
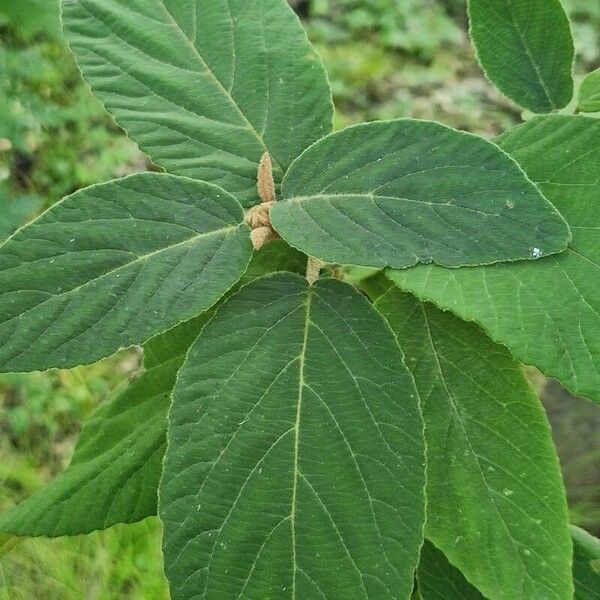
[
  {"x1": 257, "y1": 152, "x2": 276, "y2": 204},
  {"x1": 306, "y1": 257, "x2": 324, "y2": 285},
  {"x1": 245, "y1": 202, "x2": 276, "y2": 229}
]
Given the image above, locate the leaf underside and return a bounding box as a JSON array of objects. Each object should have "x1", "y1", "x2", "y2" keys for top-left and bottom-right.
[
  {"x1": 271, "y1": 119, "x2": 570, "y2": 269},
  {"x1": 468, "y1": 0, "x2": 574, "y2": 113},
  {"x1": 62, "y1": 0, "x2": 333, "y2": 206},
  {"x1": 160, "y1": 273, "x2": 426, "y2": 600},
  {"x1": 375, "y1": 288, "x2": 572, "y2": 600},
  {"x1": 0, "y1": 172, "x2": 252, "y2": 372},
  {"x1": 390, "y1": 115, "x2": 600, "y2": 405},
  {"x1": 417, "y1": 541, "x2": 485, "y2": 600}
]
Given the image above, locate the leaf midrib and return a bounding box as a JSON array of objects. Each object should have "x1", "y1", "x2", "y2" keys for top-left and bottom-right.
[
  {"x1": 286, "y1": 193, "x2": 528, "y2": 217},
  {"x1": 291, "y1": 284, "x2": 313, "y2": 599},
  {"x1": 78, "y1": 0, "x2": 265, "y2": 151},
  {"x1": 474, "y1": 0, "x2": 558, "y2": 109},
  {"x1": 505, "y1": 0, "x2": 557, "y2": 109}
]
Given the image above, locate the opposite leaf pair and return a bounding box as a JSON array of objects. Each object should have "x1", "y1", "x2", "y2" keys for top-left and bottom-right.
[{"x1": 0, "y1": 115, "x2": 571, "y2": 374}]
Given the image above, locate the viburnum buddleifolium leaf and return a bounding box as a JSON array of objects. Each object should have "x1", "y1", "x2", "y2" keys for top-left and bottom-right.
[
  {"x1": 0, "y1": 356, "x2": 181, "y2": 537},
  {"x1": 270, "y1": 119, "x2": 570, "y2": 269},
  {"x1": 61, "y1": 0, "x2": 333, "y2": 207},
  {"x1": 0, "y1": 172, "x2": 252, "y2": 373},
  {"x1": 375, "y1": 288, "x2": 572, "y2": 600},
  {"x1": 571, "y1": 526, "x2": 600, "y2": 599},
  {"x1": 417, "y1": 542, "x2": 485, "y2": 600},
  {"x1": 468, "y1": 0, "x2": 574, "y2": 113},
  {"x1": 0, "y1": 242, "x2": 310, "y2": 537},
  {"x1": 578, "y1": 69, "x2": 600, "y2": 113},
  {"x1": 390, "y1": 115, "x2": 600, "y2": 404},
  {"x1": 160, "y1": 273, "x2": 425, "y2": 600}
]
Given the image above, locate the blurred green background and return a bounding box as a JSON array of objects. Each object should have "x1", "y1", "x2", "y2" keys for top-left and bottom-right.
[{"x1": 0, "y1": 0, "x2": 598, "y2": 597}]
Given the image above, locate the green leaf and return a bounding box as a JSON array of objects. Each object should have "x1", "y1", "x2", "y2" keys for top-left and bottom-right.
[
  {"x1": 0, "y1": 357, "x2": 180, "y2": 537},
  {"x1": 62, "y1": 0, "x2": 333, "y2": 206},
  {"x1": 160, "y1": 273, "x2": 425, "y2": 600},
  {"x1": 0, "y1": 244, "x2": 309, "y2": 537},
  {"x1": 417, "y1": 542, "x2": 485, "y2": 600},
  {"x1": 0, "y1": 172, "x2": 252, "y2": 373},
  {"x1": 572, "y1": 526, "x2": 600, "y2": 599},
  {"x1": 468, "y1": 0, "x2": 574, "y2": 113},
  {"x1": 271, "y1": 119, "x2": 570, "y2": 268},
  {"x1": 375, "y1": 288, "x2": 572, "y2": 600},
  {"x1": 390, "y1": 115, "x2": 600, "y2": 404},
  {"x1": 578, "y1": 69, "x2": 600, "y2": 113}
]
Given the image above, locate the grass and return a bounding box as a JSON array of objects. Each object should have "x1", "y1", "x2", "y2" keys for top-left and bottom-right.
[
  {"x1": 0, "y1": 520, "x2": 168, "y2": 600},
  {"x1": 0, "y1": 354, "x2": 171, "y2": 599}
]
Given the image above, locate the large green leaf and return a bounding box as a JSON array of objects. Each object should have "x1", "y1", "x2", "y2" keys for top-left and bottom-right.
[
  {"x1": 160, "y1": 273, "x2": 426, "y2": 600},
  {"x1": 468, "y1": 0, "x2": 574, "y2": 113},
  {"x1": 0, "y1": 172, "x2": 252, "y2": 373},
  {"x1": 0, "y1": 243, "x2": 309, "y2": 537},
  {"x1": 271, "y1": 119, "x2": 570, "y2": 269},
  {"x1": 62, "y1": 0, "x2": 333, "y2": 206},
  {"x1": 390, "y1": 115, "x2": 600, "y2": 404},
  {"x1": 578, "y1": 69, "x2": 600, "y2": 113},
  {"x1": 375, "y1": 288, "x2": 572, "y2": 600},
  {"x1": 572, "y1": 526, "x2": 600, "y2": 599},
  {"x1": 417, "y1": 542, "x2": 485, "y2": 600},
  {"x1": 0, "y1": 357, "x2": 180, "y2": 537}
]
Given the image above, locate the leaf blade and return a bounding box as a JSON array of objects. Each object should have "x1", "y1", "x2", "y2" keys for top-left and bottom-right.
[
  {"x1": 375, "y1": 288, "x2": 572, "y2": 600},
  {"x1": 62, "y1": 0, "x2": 333, "y2": 206},
  {"x1": 0, "y1": 172, "x2": 252, "y2": 372},
  {"x1": 578, "y1": 69, "x2": 600, "y2": 113},
  {"x1": 271, "y1": 119, "x2": 570, "y2": 268},
  {"x1": 468, "y1": 0, "x2": 574, "y2": 113},
  {"x1": 160, "y1": 273, "x2": 426, "y2": 600},
  {"x1": 390, "y1": 115, "x2": 600, "y2": 404},
  {"x1": 417, "y1": 541, "x2": 486, "y2": 600}
]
